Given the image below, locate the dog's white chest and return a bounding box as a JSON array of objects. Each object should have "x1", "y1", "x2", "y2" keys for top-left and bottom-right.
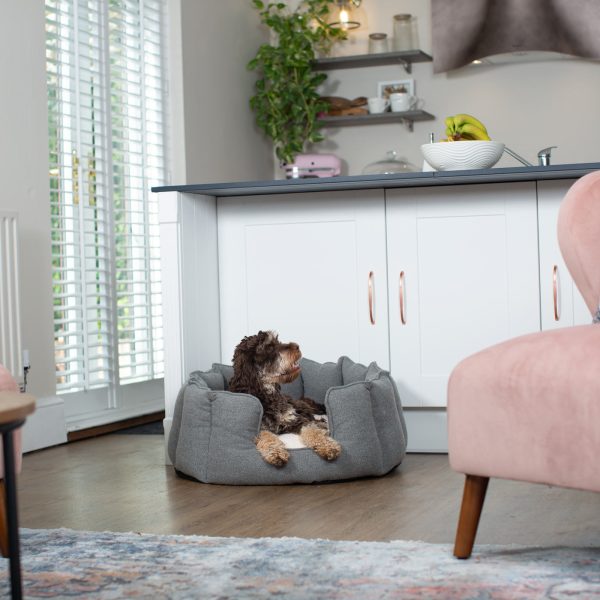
[{"x1": 278, "y1": 415, "x2": 328, "y2": 448}]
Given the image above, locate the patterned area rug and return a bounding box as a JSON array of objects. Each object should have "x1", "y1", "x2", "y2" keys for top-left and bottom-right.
[{"x1": 3, "y1": 528, "x2": 600, "y2": 599}]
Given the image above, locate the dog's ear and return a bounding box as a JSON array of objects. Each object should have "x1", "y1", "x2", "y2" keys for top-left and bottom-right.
[
  {"x1": 232, "y1": 330, "x2": 280, "y2": 368},
  {"x1": 231, "y1": 335, "x2": 256, "y2": 369},
  {"x1": 231, "y1": 330, "x2": 275, "y2": 361},
  {"x1": 255, "y1": 330, "x2": 279, "y2": 363},
  {"x1": 234, "y1": 334, "x2": 257, "y2": 354}
]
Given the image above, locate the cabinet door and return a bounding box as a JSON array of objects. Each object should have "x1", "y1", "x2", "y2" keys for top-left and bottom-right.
[
  {"x1": 537, "y1": 180, "x2": 590, "y2": 329},
  {"x1": 217, "y1": 189, "x2": 389, "y2": 368},
  {"x1": 386, "y1": 182, "x2": 541, "y2": 407}
]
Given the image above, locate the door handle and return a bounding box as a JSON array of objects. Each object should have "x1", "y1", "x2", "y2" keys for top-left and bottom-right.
[
  {"x1": 399, "y1": 271, "x2": 406, "y2": 325},
  {"x1": 368, "y1": 271, "x2": 375, "y2": 325},
  {"x1": 72, "y1": 150, "x2": 80, "y2": 205},
  {"x1": 88, "y1": 153, "x2": 97, "y2": 206},
  {"x1": 552, "y1": 265, "x2": 560, "y2": 321}
]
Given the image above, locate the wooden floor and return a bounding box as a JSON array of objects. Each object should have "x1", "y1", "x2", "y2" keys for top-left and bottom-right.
[{"x1": 18, "y1": 434, "x2": 600, "y2": 546}]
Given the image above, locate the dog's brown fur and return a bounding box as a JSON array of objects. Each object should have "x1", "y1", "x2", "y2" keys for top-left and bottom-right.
[{"x1": 229, "y1": 330, "x2": 341, "y2": 466}]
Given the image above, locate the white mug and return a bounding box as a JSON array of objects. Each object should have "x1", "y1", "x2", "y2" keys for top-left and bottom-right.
[
  {"x1": 367, "y1": 97, "x2": 389, "y2": 114},
  {"x1": 390, "y1": 93, "x2": 421, "y2": 112}
]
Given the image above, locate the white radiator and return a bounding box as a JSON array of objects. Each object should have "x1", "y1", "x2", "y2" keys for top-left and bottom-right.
[{"x1": 0, "y1": 212, "x2": 23, "y2": 381}]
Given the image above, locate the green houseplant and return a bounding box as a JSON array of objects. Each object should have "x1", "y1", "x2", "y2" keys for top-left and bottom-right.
[{"x1": 247, "y1": 0, "x2": 346, "y2": 165}]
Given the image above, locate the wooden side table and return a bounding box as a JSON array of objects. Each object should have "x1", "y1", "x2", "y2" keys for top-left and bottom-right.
[{"x1": 0, "y1": 393, "x2": 35, "y2": 600}]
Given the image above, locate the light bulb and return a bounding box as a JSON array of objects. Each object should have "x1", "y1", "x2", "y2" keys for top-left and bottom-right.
[{"x1": 339, "y1": 7, "x2": 349, "y2": 29}]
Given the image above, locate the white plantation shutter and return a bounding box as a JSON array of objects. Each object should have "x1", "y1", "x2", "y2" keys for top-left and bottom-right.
[
  {"x1": 110, "y1": 0, "x2": 165, "y2": 385},
  {"x1": 46, "y1": 0, "x2": 165, "y2": 407}
]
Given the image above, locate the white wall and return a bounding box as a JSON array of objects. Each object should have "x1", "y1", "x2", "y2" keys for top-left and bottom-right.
[
  {"x1": 307, "y1": 0, "x2": 600, "y2": 176},
  {"x1": 0, "y1": 1, "x2": 66, "y2": 451},
  {"x1": 0, "y1": 1, "x2": 56, "y2": 400},
  {"x1": 178, "y1": 0, "x2": 273, "y2": 183}
]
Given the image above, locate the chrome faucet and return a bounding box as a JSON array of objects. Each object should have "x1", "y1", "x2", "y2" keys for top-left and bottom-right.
[
  {"x1": 504, "y1": 146, "x2": 557, "y2": 167},
  {"x1": 537, "y1": 146, "x2": 557, "y2": 166}
]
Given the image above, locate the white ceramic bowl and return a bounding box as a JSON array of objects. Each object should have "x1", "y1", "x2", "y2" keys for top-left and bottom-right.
[{"x1": 421, "y1": 140, "x2": 505, "y2": 171}]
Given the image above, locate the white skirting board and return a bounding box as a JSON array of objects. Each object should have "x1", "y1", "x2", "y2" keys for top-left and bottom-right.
[
  {"x1": 22, "y1": 396, "x2": 67, "y2": 453},
  {"x1": 404, "y1": 409, "x2": 448, "y2": 453},
  {"x1": 65, "y1": 400, "x2": 165, "y2": 434}
]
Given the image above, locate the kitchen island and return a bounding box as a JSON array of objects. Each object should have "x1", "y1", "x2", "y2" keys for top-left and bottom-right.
[{"x1": 153, "y1": 162, "x2": 600, "y2": 455}]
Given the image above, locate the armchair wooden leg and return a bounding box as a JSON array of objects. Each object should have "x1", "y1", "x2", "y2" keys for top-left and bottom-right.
[
  {"x1": 453, "y1": 474, "x2": 489, "y2": 559},
  {"x1": 0, "y1": 481, "x2": 7, "y2": 558}
]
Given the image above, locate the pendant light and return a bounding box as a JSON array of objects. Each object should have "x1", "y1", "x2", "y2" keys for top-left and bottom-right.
[{"x1": 331, "y1": 0, "x2": 361, "y2": 31}]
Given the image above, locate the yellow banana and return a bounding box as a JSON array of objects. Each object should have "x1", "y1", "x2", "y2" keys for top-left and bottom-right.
[
  {"x1": 443, "y1": 113, "x2": 491, "y2": 141},
  {"x1": 453, "y1": 113, "x2": 488, "y2": 135},
  {"x1": 459, "y1": 123, "x2": 491, "y2": 141},
  {"x1": 445, "y1": 116, "x2": 456, "y2": 135}
]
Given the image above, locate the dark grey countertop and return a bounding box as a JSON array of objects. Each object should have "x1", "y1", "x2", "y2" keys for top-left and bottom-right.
[{"x1": 152, "y1": 163, "x2": 600, "y2": 198}]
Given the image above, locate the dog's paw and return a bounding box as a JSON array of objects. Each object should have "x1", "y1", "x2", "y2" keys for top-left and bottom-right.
[
  {"x1": 317, "y1": 438, "x2": 341, "y2": 461},
  {"x1": 301, "y1": 426, "x2": 341, "y2": 461},
  {"x1": 262, "y1": 445, "x2": 289, "y2": 467},
  {"x1": 256, "y1": 431, "x2": 289, "y2": 467}
]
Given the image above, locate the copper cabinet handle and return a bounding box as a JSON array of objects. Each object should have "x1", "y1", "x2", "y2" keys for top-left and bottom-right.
[
  {"x1": 399, "y1": 271, "x2": 406, "y2": 325},
  {"x1": 552, "y1": 265, "x2": 560, "y2": 321},
  {"x1": 368, "y1": 271, "x2": 375, "y2": 325}
]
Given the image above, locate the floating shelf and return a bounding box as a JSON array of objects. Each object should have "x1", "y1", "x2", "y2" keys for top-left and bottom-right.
[
  {"x1": 313, "y1": 50, "x2": 432, "y2": 74},
  {"x1": 318, "y1": 109, "x2": 435, "y2": 132}
]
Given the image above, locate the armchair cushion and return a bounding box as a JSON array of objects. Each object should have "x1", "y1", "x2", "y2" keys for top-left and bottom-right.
[{"x1": 448, "y1": 324, "x2": 600, "y2": 493}]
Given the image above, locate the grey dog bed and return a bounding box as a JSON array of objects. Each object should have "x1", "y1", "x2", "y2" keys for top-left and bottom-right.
[{"x1": 168, "y1": 356, "x2": 408, "y2": 485}]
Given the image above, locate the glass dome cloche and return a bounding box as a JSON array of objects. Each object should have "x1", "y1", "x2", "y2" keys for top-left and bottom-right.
[{"x1": 362, "y1": 150, "x2": 419, "y2": 175}]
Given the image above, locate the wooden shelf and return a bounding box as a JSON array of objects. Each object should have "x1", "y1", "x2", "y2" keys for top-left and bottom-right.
[
  {"x1": 318, "y1": 109, "x2": 435, "y2": 132},
  {"x1": 313, "y1": 50, "x2": 432, "y2": 74}
]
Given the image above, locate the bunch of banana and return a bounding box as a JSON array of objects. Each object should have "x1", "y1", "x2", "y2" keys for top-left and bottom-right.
[{"x1": 444, "y1": 114, "x2": 491, "y2": 141}]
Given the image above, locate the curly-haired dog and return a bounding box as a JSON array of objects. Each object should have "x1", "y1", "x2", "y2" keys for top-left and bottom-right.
[{"x1": 228, "y1": 330, "x2": 341, "y2": 467}]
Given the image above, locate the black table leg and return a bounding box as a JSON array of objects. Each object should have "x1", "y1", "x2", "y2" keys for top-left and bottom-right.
[{"x1": 2, "y1": 424, "x2": 23, "y2": 600}]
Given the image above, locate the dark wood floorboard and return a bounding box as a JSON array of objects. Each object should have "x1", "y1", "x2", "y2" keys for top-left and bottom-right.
[{"x1": 17, "y1": 435, "x2": 600, "y2": 545}]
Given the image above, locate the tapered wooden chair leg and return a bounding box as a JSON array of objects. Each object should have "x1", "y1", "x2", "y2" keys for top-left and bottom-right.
[
  {"x1": 453, "y1": 474, "x2": 489, "y2": 559},
  {"x1": 0, "y1": 481, "x2": 8, "y2": 558}
]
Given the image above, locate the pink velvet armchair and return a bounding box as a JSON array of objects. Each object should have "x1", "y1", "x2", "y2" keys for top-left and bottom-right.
[{"x1": 448, "y1": 170, "x2": 600, "y2": 559}]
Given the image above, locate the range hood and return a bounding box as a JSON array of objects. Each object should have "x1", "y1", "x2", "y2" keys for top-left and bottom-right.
[
  {"x1": 475, "y1": 51, "x2": 574, "y2": 65},
  {"x1": 431, "y1": 0, "x2": 600, "y2": 73}
]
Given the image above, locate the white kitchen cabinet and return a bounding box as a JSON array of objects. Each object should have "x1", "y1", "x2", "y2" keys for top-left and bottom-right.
[
  {"x1": 537, "y1": 180, "x2": 591, "y2": 329},
  {"x1": 386, "y1": 182, "x2": 541, "y2": 408},
  {"x1": 217, "y1": 189, "x2": 390, "y2": 368}
]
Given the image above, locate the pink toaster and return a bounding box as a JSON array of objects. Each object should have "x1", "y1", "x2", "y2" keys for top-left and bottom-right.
[{"x1": 284, "y1": 153, "x2": 342, "y2": 178}]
